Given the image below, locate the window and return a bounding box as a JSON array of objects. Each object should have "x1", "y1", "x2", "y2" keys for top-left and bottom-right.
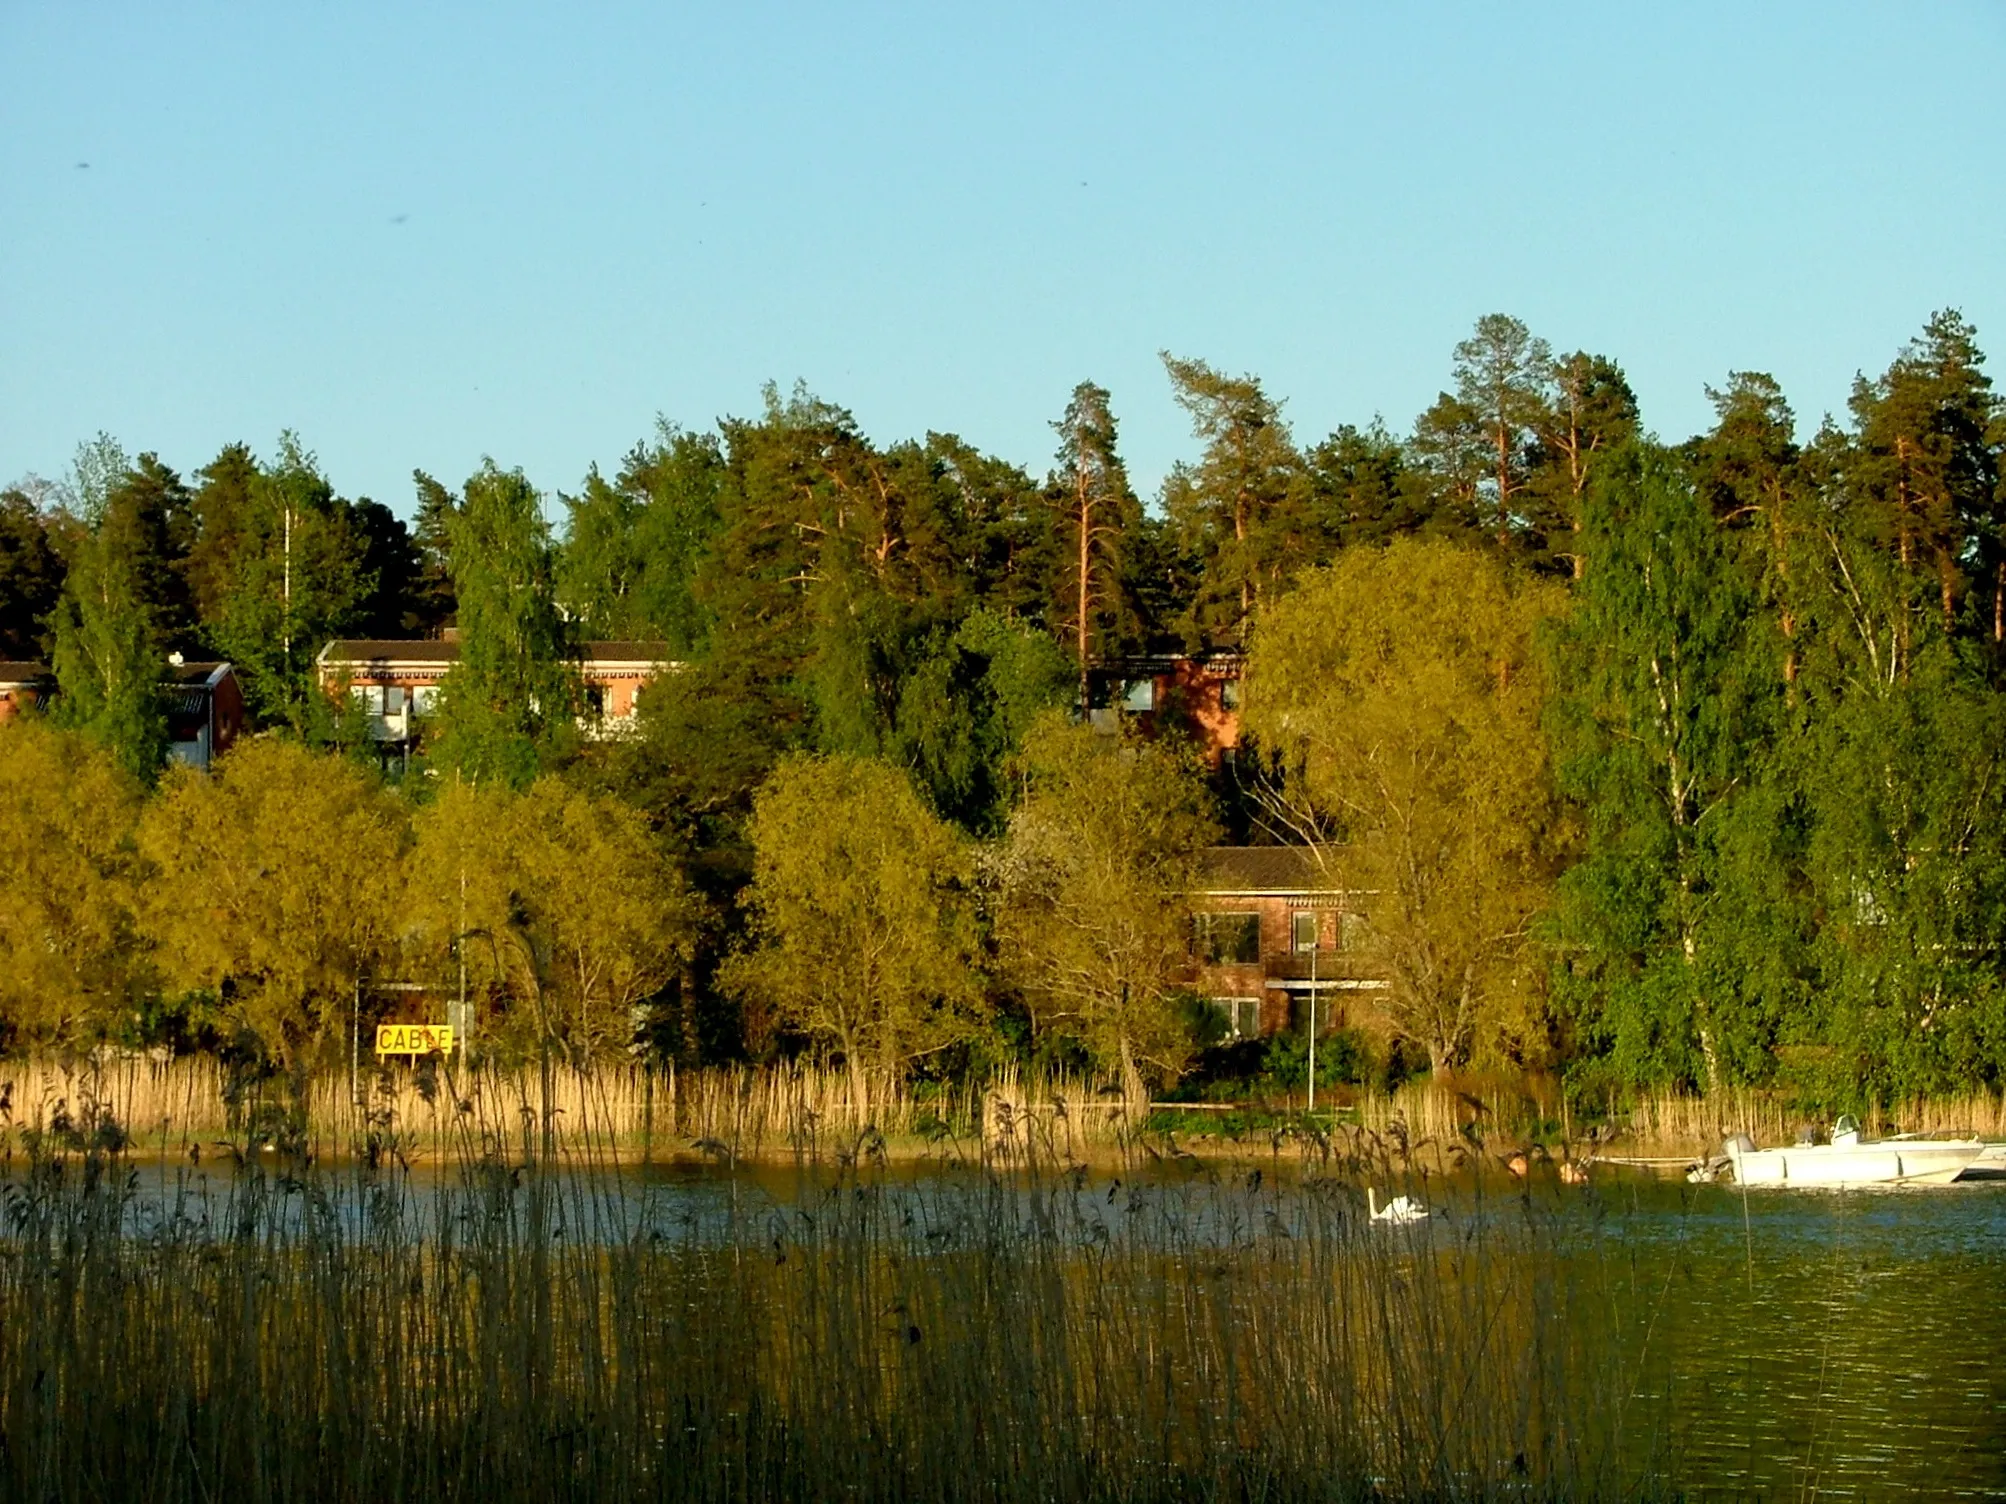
[
  {"x1": 383, "y1": 685, "x2": 407, "y2": 715},
  {"x1": 1121, "y1": 677, "x2": 1155, "y2": 712},
  {"x1": 350, "y1": 684, "x2": 380, "y2": 713},
  {"x1": 1193, "y1": 911, "x2": 1260, "y2": 964},
  {"x1": 1209, "y1": 997, "x2": 1261, "y2": 1039},
  {"x1": 411, "y1": 685, "x2": 439, "y2": 716},
  {"x1": 1337, "y1": 911, "x2": 1370, "y2": 952},
  {"x1": 585, "y1": 684, "x2": 606, "y2": 715},
  {"x1": 1291, "y1": 911, "x2": 1318, "y2": 952},
  {"x1": 1219, "y1": 676, "x2": 1242, "y2": 711}
]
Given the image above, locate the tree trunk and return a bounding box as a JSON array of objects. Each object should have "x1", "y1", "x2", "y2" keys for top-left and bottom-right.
[
  {"x1": 1117, "y1": 1034, "x2": 1145, "y2": 1116},
  {"x1": 1076, "y1": 481, "x2": 1093, "y2": 711},
  {"x1": 843, "y1": 1034, "x2": 870, "y2": 1126}
]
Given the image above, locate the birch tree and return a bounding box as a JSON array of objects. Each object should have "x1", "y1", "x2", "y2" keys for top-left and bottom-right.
[
  {"x1": 721, "y1": 754, "x2": 983, "y2": 1113},
  {"x1": 1549, "y1": 445, "x2": 1797, "y2": 1090},
  {"x1": 0, "y1": 722, "x2": 147, "y2": 1048},
  {"x1": 994, "y1": 716, "x2": 1218, "y2": 1093},
  {"x1": 1245, "y1": 537, "x2": 1567, "y2": 1073}
]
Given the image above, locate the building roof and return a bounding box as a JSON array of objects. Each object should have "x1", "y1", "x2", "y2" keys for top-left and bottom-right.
[
  {"x1": 319, "y1": 639, "x2": 676, "y2": 668},
  {"x1": 1, "y1": 661, "x2": 229, "y2": 697},
  {"x1": 1195, "y1": 846, "x2": 1337, "y2": 895},
  {"x1": 165, "y1": 660, "x2": 231, "y2": 687}
]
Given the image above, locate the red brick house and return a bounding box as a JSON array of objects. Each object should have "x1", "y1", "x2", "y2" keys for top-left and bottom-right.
[
  {"x1": 316, "y1": 637, "x2": 677, "y2": 748},
  {"x1": 163, "y1": 658, "x2": 245, "y2": 770},
  {"x1": 0, "y1": 663, "x2": 52, "y2": 724},
  {"x1": 1088, "y1": 652, "x2": 1243, "y2": 764},
  {"x1": 1185, "y1": 846, "x2": 1384, "y2": 1040},
  {"x1": 0, "y1": 658, "x2": 242, "y2": 771}
]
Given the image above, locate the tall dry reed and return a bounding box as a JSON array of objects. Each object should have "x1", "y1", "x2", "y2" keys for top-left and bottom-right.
[{"x1": 0, "y1": 1107, "x2": 1674, "y2": 1503}]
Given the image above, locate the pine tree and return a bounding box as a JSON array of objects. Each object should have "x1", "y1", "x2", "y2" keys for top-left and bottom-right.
[
  {"x1": 1047, "y1": 381, "x2": 1142, "y2": 706},
  {"x1": 1159, "y1": 354, "x2": 1300, "y2": 643}
]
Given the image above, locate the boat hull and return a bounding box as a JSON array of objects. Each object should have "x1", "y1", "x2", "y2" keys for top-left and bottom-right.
[{"x1": 1728, "y1": 1140, "x2": 1986, "y2": 1187}]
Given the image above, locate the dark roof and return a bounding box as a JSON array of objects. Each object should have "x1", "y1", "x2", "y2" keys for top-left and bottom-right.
[
  {"x1": 321, "y1": 639, "x2": 459, "y2": 664},
  {"x1": 320, "y1": 639, "x2": 675, "y2": 666},
  {"x1": 165, "y1": 661, "x2": 230, "y2": 686},
  {"x1": 1, "y1": 662, "x2": 227, "y2": 694},
  {"x1": 1196, "y1": 846, "x2": 1336, "y2": 895}
]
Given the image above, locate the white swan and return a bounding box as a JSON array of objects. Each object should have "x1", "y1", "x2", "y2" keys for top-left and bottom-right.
[{"x1": 1367, "y1": 1187, "x2": 1432, "y2": 1225}]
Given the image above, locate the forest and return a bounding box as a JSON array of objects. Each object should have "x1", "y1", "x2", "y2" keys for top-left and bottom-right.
[{"x1": 3, "y1": 309, "x2": 2005, "y2": 1109}]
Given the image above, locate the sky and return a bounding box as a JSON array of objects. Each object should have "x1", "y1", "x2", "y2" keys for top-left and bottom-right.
[{"x1": 4, "y1": 3, "x2": 2004, "y2": 519}]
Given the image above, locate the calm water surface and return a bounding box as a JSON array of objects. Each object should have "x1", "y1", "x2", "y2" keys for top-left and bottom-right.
[{"x1": 74, "y1": 1157, "x2": 2006, "y2": 1498}]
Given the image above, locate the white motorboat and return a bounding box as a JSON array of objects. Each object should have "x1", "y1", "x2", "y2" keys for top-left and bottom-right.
[{"x1": 1720, "y1": 1116, "x2": 1988, "y2": 1187}]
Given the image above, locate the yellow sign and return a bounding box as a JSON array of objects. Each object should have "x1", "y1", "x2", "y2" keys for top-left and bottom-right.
[{"x1": 375, "y1": 1023, "x2": 456, "y2": 1057}]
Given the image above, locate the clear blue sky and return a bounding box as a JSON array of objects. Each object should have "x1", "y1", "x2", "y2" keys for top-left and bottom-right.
[{"x1": 4, "y1": 3, "x2": 2003, "y2": 518}]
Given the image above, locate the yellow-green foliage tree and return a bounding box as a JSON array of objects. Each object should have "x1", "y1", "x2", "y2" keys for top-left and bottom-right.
[
  {"x1": 722, "y1": 754, "x2": 983, "y2": 1114},
  {"x1": 0, "y1": 721, "x2": 148, "y2": 1048},
  {"x1": 137, "y1": 739, "x2": 406, "y2": 1066},
  {"x1": 406, "y1": 778, "x2": 696, "y2": 1061},
  {"x1": 994, "y1": 716, "x2": 1219, "y2": 1094},
  {"x1": 1243, "y1": 537, "x2": 1568, "y2": 1073}
]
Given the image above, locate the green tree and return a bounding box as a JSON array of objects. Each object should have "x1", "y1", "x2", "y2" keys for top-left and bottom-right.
[
  {"x1": 890, "y1": 607, "x2": 1074, "y2": 834},
  {"x1": 97, "y1": 453, "x2": 197, "y2": 651},
  {"x1": 430, "y1": 460, "x2": 579, "y2": 784},
  {"x1": 407, "y1": 469, "x2": 460, "y2": 633},
  {"x1": 407, "y1": 778, "x2": 697, "y2": 1063},
  {"x1": 1416, "y1": 315, "x2": 1556, "y2": 560},
  {"x1": 1686, "y1": 372, "x2": 1805, "y2": 684},
  {"x1": 184, "y1": 443, "x2": 259, "y2": 628},
  {"x1": 1160, "y1": 354, "x2": 1302, "y2": 643},
  {"x1": 1244, "y1": 538, "x2": 1566, "y2": 1073},
  {"x1": 137, "y1": 740, "x2": 406, "y2": 1067},
  {"x1": 558, "y1": 422, "x2": 723, "y2": 651},
  {"x1": 1843, "y1": 310, "x2": 2001, "y2": 645},
  {"x1": 0, "y1": 484, "x2": 64, "y2": 657},
  {"x1": 205, "y1": 436, "x2": 375, "y2": 730},
  {"x1": 49, "y1": 519, "x2": 169, "y2": 780},
  {"x1": 1793, "y1": 644, "x2": 2006, "y2": 1095},
  {"x1": 1549, "y1": 447, "x2": 1798, "y2": 1092},
  {"x1": 994, "y1": 716, "x2": 1219, "y2": 1093},
  {"x1": 1534, "y1": 352, "x2": 1639, "y2": 577},
  {"x1": 722, "y1": 754, "x2": 984, "y2": 1112},
  {"x1": 1046, "y1": 382, "x2": 1144, "y2": 705},
  {"x1": 0, "y1": 721, "x2": 148, "y2": 1048}
]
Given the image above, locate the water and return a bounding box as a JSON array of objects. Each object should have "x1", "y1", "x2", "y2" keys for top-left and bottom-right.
[{"x1": 22, "y1": 1155, "x2": 2006, "y2": 1498}]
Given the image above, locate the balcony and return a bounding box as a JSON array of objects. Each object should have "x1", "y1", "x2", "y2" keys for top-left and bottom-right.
[{"x1": 1262, "y1": 952, "x2": 1385, "y2": 989}]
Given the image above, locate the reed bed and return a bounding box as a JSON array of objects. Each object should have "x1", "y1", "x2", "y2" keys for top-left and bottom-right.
[
  {"x1": 0, "y1": 1107, "x2": 1678, "y2": 1504},
  {"x1": 3, "y1": 1054, "x2": 1996, "y2": 1171}
]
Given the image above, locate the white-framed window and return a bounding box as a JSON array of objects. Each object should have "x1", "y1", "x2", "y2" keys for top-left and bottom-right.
[
  {"x1": 1193, "y1": 911, "x2": 1261, "y2": 964},
  {"x1": 1292, "y1": 910, "x2": 1318, "y2": 952},
  {"x1": 1219, "y1": 676, "x2": 1242, "y2": 711},
  {"x1": 1209, "y1": 997, "x2": 1261, "y2": 1040},
  {"x1": 411, "y1": 685, "x2": 439, "y2": 716},
  {"x1": 1121, "y1": 677, "x2": 1156, "y2": 712},
  {"x1": 1337, "y1": 911, "x2": 1370, "y2": 952}
]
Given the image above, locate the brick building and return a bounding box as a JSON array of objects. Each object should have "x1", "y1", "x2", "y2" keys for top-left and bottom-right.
[
  {"x1": 1088, "y1": 651, "x2": 1243, "y2": 763},
  {"x1": 1185, "y1": 846, "x2": 1384, "y2": 1040},
  {"x1": 0, "y1": 658, "x2": 243, "y2": 771},
  {"x1": 317, "y1": 638, "x2": 676, "y2": 751}
]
